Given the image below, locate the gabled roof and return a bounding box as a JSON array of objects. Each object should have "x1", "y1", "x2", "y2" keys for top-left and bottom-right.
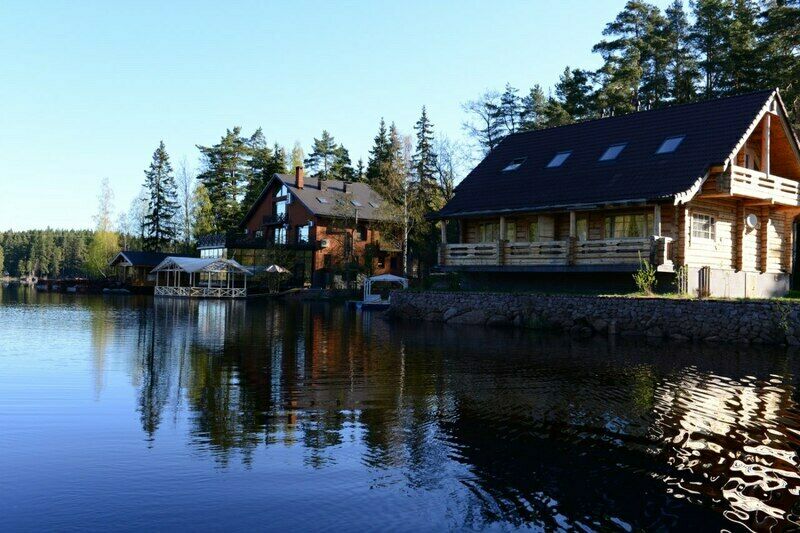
[
  {"x1": 438, "y1": 89, "x2": 788, "y2": 218},
  {"x1": 240, "y1": 174, "x2": 393, "y2": 228},
  {"x1": 150, "y1": 257, "x2": 252, "y2": 274},
  {"x1": 108, "y1": 250, "x2": 189, "y2": 268}
]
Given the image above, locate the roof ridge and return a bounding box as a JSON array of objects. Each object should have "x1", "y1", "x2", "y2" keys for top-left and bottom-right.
[{"x1": 504, "y1": 88, "x2": 776, "y2": 139}]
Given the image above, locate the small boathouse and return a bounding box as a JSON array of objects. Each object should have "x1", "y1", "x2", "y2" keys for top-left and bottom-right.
[{"x1": 151, "y1": 257, "x2": 252, "y2": 298}]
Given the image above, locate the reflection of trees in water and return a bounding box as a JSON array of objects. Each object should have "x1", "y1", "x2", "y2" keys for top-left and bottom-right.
[{"x1": 120, "y1": 298, "x2": 800, "y2": 529}]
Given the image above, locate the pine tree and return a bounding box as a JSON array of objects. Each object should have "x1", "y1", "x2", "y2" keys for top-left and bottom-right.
[
  {"x1": 665, "y1": 0, "x2": 699, "y2": 102},
  {"x1": 304, "y1": 130, "x2": 337, "y2": 180},
  {"x1": 366, "y1": 118, "x2": 390, "y2": 184},
  {"x1": 691, "y1": 0, "x2": 734, "y2": 98},
  {"x1": 726, "y1": 0, "x2": 762, "y2": 94},
  {"x1": 331, "y1": 144, "x2": 355, "y2": 182},
  {"x1": 520, "y1": 85, "x2": 548, "y2": 131},
  {"x1": 242, "y1": 128, "x2": 273, "y2": 211},
  {"x1": 497, "y1": 83, "x2": 522, "y2": 134},
  {"x1": 760, "y1": 0, "x2": 800, "y2": 127},
  {"x1": 196, "y1": 127, "x2": 250, "y2": 231},
  {"x1": 555, "y1": 67, "x2": 595, "y2": 120},
  {"x1": 142, "y1": 141, "x2": 178, "y2": 251}
]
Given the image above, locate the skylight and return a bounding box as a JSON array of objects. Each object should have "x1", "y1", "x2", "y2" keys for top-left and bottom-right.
[
  {"x1": 317, "y1": 197, "x2": 329, "y2": 204},
  {"x1": 599, "y1": 143, "x2": 627, "y2": 161},
  {"x1": 369, "y1": 201, "x2": 379, "y2": 208},
  {"x1": 502, "y1": 157, "x2": 526, "y2": 172},
  {"x1": 546, "y1": 151, "x2": 572, "y2": 168},
  {"x1": 351, "y1": 200, "x2": 363, "y2": 207},
  {"x1": 656, "y1": 135, "x2": 685, "y2": 154}
]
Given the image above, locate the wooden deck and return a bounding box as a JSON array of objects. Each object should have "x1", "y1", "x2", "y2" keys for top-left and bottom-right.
[{"x1": 717, "y1": 165, "x2": 800, "y2": 206}]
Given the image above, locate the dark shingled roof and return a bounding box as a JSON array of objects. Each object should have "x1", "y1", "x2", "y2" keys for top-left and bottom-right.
[
  {"x1": 438, "y1": 90, "x2": 776, "y2": 218},
  {"x1": 240, "y1": 174, "x2": 392, "y2": 228},
  {"x1": 109, "y1": 251, "x2": 190, "y2": 267}
]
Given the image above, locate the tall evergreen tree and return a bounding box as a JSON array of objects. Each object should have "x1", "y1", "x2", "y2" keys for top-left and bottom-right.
[
  {"x1": 497, "y1": 84, "x2": 522, "y2": 134},
  {"x1": 304, "y1": 130, "x2": 338, "y2": 180},
  {"x1": 142, "y1": 141, "x2": 178, "y2": 251},
  {"x1": 242, "y1": 128, "x2": 273, "y2": 211},
  {"x1": 665, "y1": 0, "x2": 699, "y2": 102},
  {"x1": 690, "y1": 0, "x2": 734, "y2": 98},
  {"x1": 366, "y1": 118, "x2": 390, "y2": 184},
  {"x1": 520, "y1": 85, "x2": 548, "y2": 131},
  {"x1": 725, "y1": 0, "x2": 762, "y2": 94},
  {"x1": 331, "y1": 144, "x2": 355, "y2": 181},
  {"x1": 412, "y1": 106, "x2": 440, "y2": 211},
  {"x1": 196, "y1": 127, "x2": 250, "y2": 231},
  {"x1": 760, "y1": 0, "x2": 800, "y2": 127},
  {"x1": 555, "y1": 67, "x2": 595, "y2": 120},
  {"x1": 355, "y1": 158, "x2": 365, "y2": 182}
]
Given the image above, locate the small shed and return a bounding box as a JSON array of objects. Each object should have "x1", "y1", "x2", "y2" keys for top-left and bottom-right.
[
  {"x1": 151, "y1": 257, "x2": 253, "y2": 298},
  {"x1": 108, "y1": 251, "x2": 180, "y2": 286}
]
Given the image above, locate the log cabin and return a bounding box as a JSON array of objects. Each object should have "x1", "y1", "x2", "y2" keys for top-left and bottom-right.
[
  {"x1": 433, "y1": 89, "x2": 800, "y2": 297},
  {"x1": 200, "y1": 167, "x2": 402, "y2": 288}
]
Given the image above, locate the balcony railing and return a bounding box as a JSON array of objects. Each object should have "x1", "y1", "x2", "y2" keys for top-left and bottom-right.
[
  {"x1": 717, "y1": 165, "x2": 800, "y2": 206},
  {"x1": 262, "y1": 213, "x2": 287, "y2": 225},
  {"x1": 440, "y1": 236, "x2": 673, "y2": 269}
]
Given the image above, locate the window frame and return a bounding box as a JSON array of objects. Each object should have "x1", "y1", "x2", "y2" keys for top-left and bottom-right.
[
  {"x1": 604, "y1": 213, "x2": 654, "y2": 240},
  {"x1": 546, "y1": 151, "x2": 572, "y2": 168},
  {"x1": 690, "y1": 212, "x2": 716, "y2": 242},
  {"x1": 502, "y1": 157, "x2": 527, "y2": 172},
  {"x1": 655, "y1": 135, "x2": 685, "y2": 154}
]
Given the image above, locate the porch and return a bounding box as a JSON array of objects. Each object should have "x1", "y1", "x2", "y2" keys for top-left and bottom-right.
[{"x1": 441, "y1": 237, "x2": 673, "y2": 271}]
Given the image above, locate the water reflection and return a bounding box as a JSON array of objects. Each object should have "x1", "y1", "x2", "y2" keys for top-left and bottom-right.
[{"x1": 3, "y1": 286, "x2": 800, "y2": 530}]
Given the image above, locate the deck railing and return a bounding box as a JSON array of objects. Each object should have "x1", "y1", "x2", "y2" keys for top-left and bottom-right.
[
  {"x1": 155, "y1": 286, "x2": 247, "y2": 298},
  {"x1": 718, "y1": 165, "x2": 800, "y2": 206},
  {"x1": 441, "y1": 236, "x2": 672, "y2": 269}
]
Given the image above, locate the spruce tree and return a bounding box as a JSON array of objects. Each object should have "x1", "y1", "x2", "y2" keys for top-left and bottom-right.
[
  {"x1": 355, "y1": 159, "x2": 365, "y2": 182},
  {"x1": 366, "y1": 118, "x2": 390, "y2": 184},
  {"x1": 143, "y1": 141, "x2": 178, "y2": 251},
  {"x1": 304, "y1": 130, "x2": 337, "y2": 180},
  {"x1": 412, "y1": 107, "x2": 441, "y2": 211},
  {"x1": 497, "y1": 83, "x2": 522, "y2": 134}
]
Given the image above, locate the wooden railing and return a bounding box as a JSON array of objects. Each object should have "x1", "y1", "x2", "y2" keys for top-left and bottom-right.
[
  {"x1": 443, "y1": 243, "x2": 500, "y2": 266},
  {"x1": 718, "y1": 165, "x2": 800, "y2": 206},
  {"x1": 441, "y1": 236, "x2": 672, "y2": 268},
  {"x1": 573, "y1": 238, "x2": 652, "y2": 265},
  {"x1": 505, "y1": 241, "x2": 569, "y2": 265},
  {"x1": 155, "y1": 286, "x2": 247, "y2": 298}
]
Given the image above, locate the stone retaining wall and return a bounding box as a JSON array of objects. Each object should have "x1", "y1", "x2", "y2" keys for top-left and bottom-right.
[{"x1": 388, "y1": 291, "x2": 800, "y2": 345}]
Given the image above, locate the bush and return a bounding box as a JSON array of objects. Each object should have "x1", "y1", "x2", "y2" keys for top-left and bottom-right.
[{"x1": 633, "y1": 253, "x2": 657, "y2": 295}]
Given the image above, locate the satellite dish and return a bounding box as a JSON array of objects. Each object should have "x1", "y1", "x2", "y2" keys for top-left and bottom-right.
[{"x1": 745, "y1": 213, "x2": 759, "y2": 229}]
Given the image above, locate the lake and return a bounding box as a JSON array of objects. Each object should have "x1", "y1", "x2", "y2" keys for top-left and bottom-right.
[{"x1": 2, "y1": 286, "x2": 800, "y2": 531}]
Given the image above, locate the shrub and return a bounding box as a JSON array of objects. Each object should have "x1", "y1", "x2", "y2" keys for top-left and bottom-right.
[{"x1": 633, "y1": 253, "x2": 657, "y2": 295}]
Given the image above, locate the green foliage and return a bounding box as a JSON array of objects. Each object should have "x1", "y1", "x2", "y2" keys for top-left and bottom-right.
[
  {"x1": 673, "y1": 264, "x2": 689, "y2": 295},
  {"x1": 0, "y1": 244, "x2": 4, "y2": 275},
  {"x1": 633, "y1": 253, "x2": 657, "y2": 295},
  {"x1": 142, "y1": 141, "x2": 178, "y2": 251},
  {"x1": 0, "y1": 229, "x2": 93, "y2": 277},
  {"x1": 85, "y1": 230, "x2": 119, "y2": 279},
  {"x1": 191, "y1": 184, "x2": 215, "y2": 238},
  {"x1": 774, "y1": 300, "x2": 792, "y2": 335},
  {"x1": 196, "y1": 127, "x2": 251, "y2": 231}
]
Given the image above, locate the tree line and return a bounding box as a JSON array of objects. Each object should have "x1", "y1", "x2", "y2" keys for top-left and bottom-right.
[{"x1": 463, "y1": 0, "x2": 800, "y2": 154}]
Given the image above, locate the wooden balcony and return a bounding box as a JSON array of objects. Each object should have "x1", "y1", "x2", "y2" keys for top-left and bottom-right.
[
  {"x1": 717, "y1": 165, "x2": 800, "y2": 206},
  {"x1": 440, "y1": 237, "x2": 673, "y2": 272}
]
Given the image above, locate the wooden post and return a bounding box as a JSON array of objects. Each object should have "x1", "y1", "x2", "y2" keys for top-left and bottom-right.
[
  {"x1": 439, "y1": 221, "x2": 447, "y2": 266},
  {"x1": 653, "y1": 204, "x2": 661, "y2": 236},
  {"x1": 499, "y1": 216, "x2": 506, "y2": 266},
  {"x1": 762, "y1": 113, "x2": 771, "y2": 176},
  {"x1": 760, "y1": 207, "x2": 769, "y2": 273},
  {"x1": 735, "y1": 201, "x2": 744, "y2": 271},
  {"x1": 568, "y1": 211, "x2": 577, "y2": 266},
  {"x1": 569, "y1": 211, "x2": 576, "y2": 238}
]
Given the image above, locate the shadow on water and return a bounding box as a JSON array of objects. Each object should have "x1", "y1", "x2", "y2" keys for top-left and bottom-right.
[{"x1": 3, "y1": 285, "x2": 800, "y2": 530}]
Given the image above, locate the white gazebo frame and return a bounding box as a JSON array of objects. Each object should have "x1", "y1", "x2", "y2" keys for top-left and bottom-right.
[
  {"x1": 151, "y1": 257, "x2": 252, "y2": 298},
  {"x1": 362, "y1": 274, "x2": 408, "y2": 304}
]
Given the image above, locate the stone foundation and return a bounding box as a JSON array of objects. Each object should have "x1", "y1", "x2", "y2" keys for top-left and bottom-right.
[{"x1": 388, "y1": 291, "x2": 800, "y2": 346}]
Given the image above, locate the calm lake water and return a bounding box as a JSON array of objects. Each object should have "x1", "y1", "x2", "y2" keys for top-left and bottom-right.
[{"x1": 2, "y1": 287, "x2": 800, "y2": 531}]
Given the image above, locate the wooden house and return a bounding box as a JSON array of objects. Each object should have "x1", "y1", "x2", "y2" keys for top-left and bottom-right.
[
  {"x1": 433, "y1": 89, "x2": 800, "y2": 297},
  {"x1": 201, "y1": 167, "x2": 402, "y2": 288},
  {"x1": 108, "y1": 251, "x2": 181, "y2": 289}
]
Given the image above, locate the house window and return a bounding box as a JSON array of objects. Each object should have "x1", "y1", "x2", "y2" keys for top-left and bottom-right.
[
  {"x1": 604, "y1": 214, "x2": 653, "y2": 239},
  {"x1": 691, "y1": 213, "x2": 716, "y2": 240},
  {"x1": 546, "y1": 151, "x2": 572, "y2": 168},
  {"x1": 576, "y1": 217, "x2": 588, "y2": 241},
  {"x1": 528, "y1": 221, "x2": 539, "y2": 242},
  {"x1": 504, "y1": 221, "x2": 517, "y2": 242},
  {"x1": 276, "y1": 200, "x2": 287, "y2": 218},
  {"x1": 274, "y1": 226, "x2": 287, "y2": 245},
  {"x1": 478, "y1": 223, "x2": 497, "y2": 243},
  {"x1": 656, "y1": 135, "x2": 685, "y2": 154},
  {"x1": 599, "y1": 143, "x2": 626, "y2": 161},
  {"x1": 297, "y1": 225, "x2": 310, "y2": 244},
  {"x1": 358, "y1": 225, "x2": 368, "y2": 241},
  {"x1": 275, "y1": 184, "x2": 289, "y2": 197},
  {"x1": 502, "y1": 157, "x2": 527, "y2": 172},
  {"x1": 255, "y1": 230, "x2": 263, "y2": 239}
]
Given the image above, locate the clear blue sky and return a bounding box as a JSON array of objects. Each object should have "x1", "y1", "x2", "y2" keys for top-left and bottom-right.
[{"x1": 0, "y1": 0, "x2": 670, "y2": 231}]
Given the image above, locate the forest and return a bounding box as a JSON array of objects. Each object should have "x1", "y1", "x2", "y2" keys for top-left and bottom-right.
[{"x1": 3, "y1": 0, "x2": 798, "y2": 279}]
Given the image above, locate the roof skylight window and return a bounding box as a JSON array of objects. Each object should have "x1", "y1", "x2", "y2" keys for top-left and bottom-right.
[
  {"x1": 502, "y1": 157, "x2": 527, "y2": 172},
  {"x1": 351, "y1": 200, "x2": 363, "y2": 207},
  {"x1": 599, "y1": 143, "x2": 627, "y2": 161},
  {"x1": 546, "y1": 151, "x2": 572, "y2": 168},
  {"x1": 316, "y1": 196, "x2": 329, "y2": 204},
  {"x1": 656, "y1": 135, "x2": 685, "y2": 154},
  {"x1": 369, "y1": 201, "x2": 379, "y2": 208}
]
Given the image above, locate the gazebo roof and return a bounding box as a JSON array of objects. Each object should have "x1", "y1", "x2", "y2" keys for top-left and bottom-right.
[
  {"x1": 151, "y1": 257, "x2": 252, "y2": 275},
  {"x1": 367, "y1": 274, "x2": 407, "y2": 283}
]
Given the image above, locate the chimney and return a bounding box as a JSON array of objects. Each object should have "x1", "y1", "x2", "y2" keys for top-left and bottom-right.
[
  {"x1": 295, "y1": 166, "x2": 304, "y2": 189},
  {"x1": 343, "y1": 182, "x2": 348, "y2": 193}
]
